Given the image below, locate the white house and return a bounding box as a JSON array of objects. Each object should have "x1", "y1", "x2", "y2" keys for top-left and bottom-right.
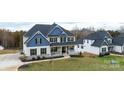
[
  {"x1": 112, "y1": 33, "x2": 124, "y2": 53},
  {"x1": 75, "y1": 31, "x2": 112, "y2": 55},
  {"x1": 23, "y1": 23, "x2": 76, "y2": 59}
]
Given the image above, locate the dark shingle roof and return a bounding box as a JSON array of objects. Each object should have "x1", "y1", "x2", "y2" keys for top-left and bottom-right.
[
  {"x1": 112, "y1": 37, "x2": 124, "y2": 46},
  {"x1": 84, "y1": 31, "x2": 112, "y2": 40},
  {"x1": 91, "y1": 39, "x2": 108, "y2": 47},
  {"x1": 112, "y1": 33, "x2": 124, "y2": 46},
  {"x1": 76, "y1": 31, "x2": 111, "y2": 47},
  {"x1": 24, "y1": 23, "x2": 74, "y2": 37},
  {"x1": 24, "y1": 24, "x2": 53, "y2": 37}
]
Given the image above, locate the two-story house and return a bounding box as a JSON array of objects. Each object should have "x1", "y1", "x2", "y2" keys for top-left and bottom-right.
[
  {"x1": 75, "y1": 31, "x2": 112, "y2": 55},
  {"x1": 23, "y1": 23, "x2": 75, "y2": 58}
]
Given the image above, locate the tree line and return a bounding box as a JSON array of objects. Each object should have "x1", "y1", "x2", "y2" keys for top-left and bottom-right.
[
  {"x1": 0, "y1": 29, "x2": 25, "y2": 49},
  {"x1": 71, "y1": 27, "x2": 121, "y2": 40}
]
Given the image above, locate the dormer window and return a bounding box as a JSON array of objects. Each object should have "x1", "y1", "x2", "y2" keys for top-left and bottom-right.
[
  {"x1": 50, "y1": 37, "x2": 57, "y2": 43},
  {"x1": 35, "y1": 38, "x2": 42, "y2": 44}
]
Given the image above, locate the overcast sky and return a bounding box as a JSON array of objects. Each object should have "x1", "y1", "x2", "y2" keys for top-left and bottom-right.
[
  {"x1": 0, "y1": 0, "x2": 124, "y2": 31},
  {"x1": 0, "y1": 22, "x2": 124, "y2": 31}
]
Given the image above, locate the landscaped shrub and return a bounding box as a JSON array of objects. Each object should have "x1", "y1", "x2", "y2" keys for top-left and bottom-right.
[
  {"x1": 32, "y1": 57, "x2": 36, "y2": 60},
  {"x1": 70, "y1": 55, "x2": 83, "y2": 57},
  {"x1": 20, "y1": 55, "x2": 64, "y2": 62},
  {"x1": 99, "y1": 52, "x2": 110, "y2": 57},
  {"x1": 19, "y1": 56, "x2": 27, "y2": 62},
  {"x1": 37, "y1": 56, "x2": 41, "y2": 60},
  {"x1": 105, "y1": 52, "x2": 110, "y2": 55}
]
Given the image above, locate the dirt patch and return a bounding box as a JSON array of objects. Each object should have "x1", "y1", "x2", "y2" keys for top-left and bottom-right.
[{"x1": 82, "y1": 52, "x2": 97, "y2": 57}]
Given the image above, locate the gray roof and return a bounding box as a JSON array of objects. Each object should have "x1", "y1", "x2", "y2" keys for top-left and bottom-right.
[
  {"x1": 50, "y1": 42, "x2": 75, "y2": 46},
  {"x1": 112, "y1": 33, "x2": 124, "y2": 46},
  {"x1": 112, "y1": 37, "x2": 124, "y2": 46},
  {"x1": 84, "y1": 31, "x2": 112, "y2": 40},
  {"x1": 91, "y1": 39, "x2": 108, "y2": 47},
  {"x1": 76, "y1": 31, "x2": 111, "y2": 47},
  {"x1": 24, "y1": 23, "x2": 74, "y2": 37}
]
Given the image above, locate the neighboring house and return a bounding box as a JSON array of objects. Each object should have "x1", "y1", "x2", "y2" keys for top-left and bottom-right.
[
  {"x1": 112, "y1": 33, "x2": 124, "y2": 53},
  {"x1": 75, "y1": 31, "x2": 112, "y2": 55},
  {"x1": 0, "y1": 45, "x2": 4, "y2": 50},
  {"x1": 23, "y1": 23, "x2": 76, "y2": 58}
]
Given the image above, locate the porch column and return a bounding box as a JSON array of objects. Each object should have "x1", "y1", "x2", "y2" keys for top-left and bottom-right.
[
  {"x1": 66, "y1": 46, "x2": 68, "y2": 54},
  {"x1": 60, "y1": 46, "x2": 62, "y2": 55}
]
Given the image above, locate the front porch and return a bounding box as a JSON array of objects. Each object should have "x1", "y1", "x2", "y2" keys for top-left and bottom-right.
[{"x1": 50, "y1": 45, "x2": 75, "y2": 56}]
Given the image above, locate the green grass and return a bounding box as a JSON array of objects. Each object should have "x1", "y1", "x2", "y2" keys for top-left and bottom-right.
[
  {"x1": 0, "y1": 49, "x2": 19, "y2": 54},
  {"x1": 18, "y1": 55, "x2": 124, "y2": 71}
]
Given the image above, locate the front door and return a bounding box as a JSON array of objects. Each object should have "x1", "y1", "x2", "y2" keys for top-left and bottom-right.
[{"x1": 62, "y1": 47, "x2": 66, "y2": 54}]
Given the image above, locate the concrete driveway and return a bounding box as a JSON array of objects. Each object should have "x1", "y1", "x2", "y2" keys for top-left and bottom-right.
[{"x1": 0, "y1": 53, "x2": 23, "y2": 70}]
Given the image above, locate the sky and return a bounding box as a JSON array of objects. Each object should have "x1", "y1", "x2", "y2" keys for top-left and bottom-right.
[
  {"x1": 0, "y1": 22, "x2": 124, "y2": 31},
  {"x1": 0, "y1": 0, "x2": 124, "y2": 31}
]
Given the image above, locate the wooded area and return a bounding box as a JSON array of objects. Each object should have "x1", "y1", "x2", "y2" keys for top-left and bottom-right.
[
  {"x1": 0, "y1": 29, "x2": 25, "y2": 49},
  {"x1": 0, "y1": 28, "x2": 122, "y2": 49},
  {"x1": 71, "y1": 27, "x2": 121, "y2": 40}
]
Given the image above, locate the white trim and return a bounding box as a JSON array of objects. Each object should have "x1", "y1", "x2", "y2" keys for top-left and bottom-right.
[
  {"x1": 25, "y1": 31, "x2": 49, "y2": 44},
  {"x1": 107, "y1": 31, "x2": 113, "y2": 38},
  {"x1": 101, "y1": 40, "x2": 109, "y2": 46},
  {"x1": 47, "y1": 25, "x2": 68, "y2": 37}
]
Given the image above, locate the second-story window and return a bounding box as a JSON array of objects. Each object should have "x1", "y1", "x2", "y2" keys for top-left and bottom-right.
[
  {"x1": 50, "y1": 37, "x2": 57, "y2": 43},
  {"x1": 68, "y1": 37, "x2": 74, "y2": 42},
  {"x1": 35, "y1": 38, "x2": 42, "y2": 44},
  {"x1": 60, "y1": 37, "x2": 66, "y2": 43}
]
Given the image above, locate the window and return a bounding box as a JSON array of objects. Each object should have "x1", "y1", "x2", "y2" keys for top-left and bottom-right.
[
  {"x1": 60, "y1": 37, "x2": 66, "y2": 43},
  {"x1": 35, "y1": 38, "x2": 42, "y2": 44},
  {"x1": 68, "y1": 37, "x2": 74, "y2": 42},
  {"x1": 78, "y1": 45, "x2": 79, "y2": 48},
  {"x1": 102, "y1": 48, "x2": 106, "y2": 52},
  {"x1": 108, "y1": 39, "x2": 111, "y2": 44},
  {"x1": 30, "y1": 49, "x2": 37, "y2": 56},
  {"x1": 50, "y1": 37, "x2": 57, "y2": 43},
  {"x1": 41, "y1": 48, "x2": 47, "y2": 54},
  {"x1": 51, "y1": 47, "x2": 58, "y2": 52},
  {"x1": 81, "y1": 46, "x2": 83, "y2": 49}
]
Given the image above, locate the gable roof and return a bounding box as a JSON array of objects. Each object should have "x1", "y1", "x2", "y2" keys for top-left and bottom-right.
[
  {"x1": 76, "y1": 31, "x2": 111, "y2": 47},
  {"x1": 24, "y1": 23, "x2": 74, "y2": 38},
  {"x1": 91, "y1": 39, "x2": 108, "y2": 47},
  {"x1": 84, "y1": 31, "x2": 112, "y2": 40},
  {"x1": 24, "y1": 31, "x2": 50, "y2": 44}
]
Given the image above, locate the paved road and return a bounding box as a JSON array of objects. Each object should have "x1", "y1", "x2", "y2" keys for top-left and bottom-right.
[{"x1": 0, "y1": 53, "x2": 22, "y2": 70}]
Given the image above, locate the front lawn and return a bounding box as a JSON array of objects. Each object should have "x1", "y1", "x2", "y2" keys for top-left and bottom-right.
[
  {"x1": 0, "y1": 49, "x2": 19, "y2": 54},
  {"x1": 18, "y1": 55, "x2": 124, "y2": 71}
]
